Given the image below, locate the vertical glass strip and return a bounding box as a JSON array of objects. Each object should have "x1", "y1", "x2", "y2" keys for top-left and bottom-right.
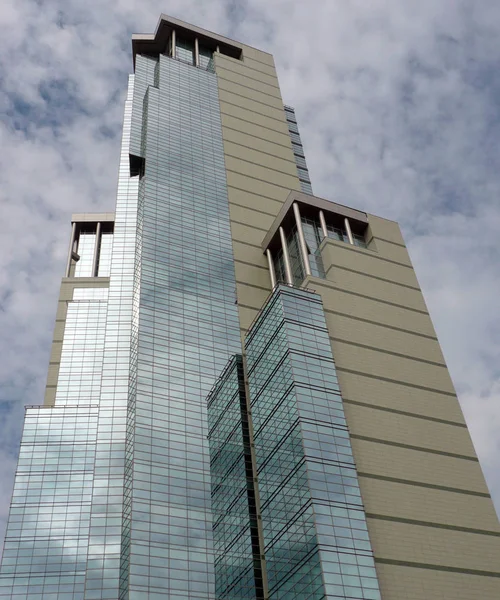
[
  {"x1": 55, "y1": 298, "x2": 108, "y2": 406},
  {"x1": 123, "y1": 55, "x2": 241, "y2": 600},
  {"x1": 284, "y1": 106, "x2": 313, "y2": 195},
  {"x1": 207, "y1": 355, "x2": 262, "y2": 600},
  {"x1": 84, "y1": 74, "x2": 140, "y2": 600}
]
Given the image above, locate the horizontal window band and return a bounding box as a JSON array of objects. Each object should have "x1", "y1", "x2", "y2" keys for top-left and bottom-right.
[
  {"x1": 357, "y1": 472, "x2": 490, "y2": 498},
  {"x1": 325, "y1": 262, "x2": 422, "y2": 292},
  {"x1": 329, "y1": 336, "x2": 448, "y2": 369},
  {"x1": 342, "y1": 398, "x2": 466, "y2": 428},
  {"x1": 335, "y1": 365, "x2": 456, "y2": 397},
  {"x1": 365, "y1": 513, "x2": 500, "y2": 537},
  {"x1": 323, "y1": 308, "x2": 438, "y2": 341},
  {"x1": 350, "y1": 434, "x2": 478, "y2": 462},
  {"x1": 310, "y1": 277, "x2": 430, "y2": 315},
  {"x1": 374, "y1": 558, "x2": 500, "y2": 579}
]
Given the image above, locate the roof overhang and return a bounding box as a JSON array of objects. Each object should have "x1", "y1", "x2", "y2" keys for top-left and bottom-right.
[
  {"x1": 132, "y1": 14, "x2": 243, "y2": 68},
  {"x1": 261, "y1": 190, "x2": 368, "y2": 254}
]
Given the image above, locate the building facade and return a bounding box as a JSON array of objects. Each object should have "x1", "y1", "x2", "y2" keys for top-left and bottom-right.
[{"x1": 1, "y1": 13, "x2": 500, "y2": 600}]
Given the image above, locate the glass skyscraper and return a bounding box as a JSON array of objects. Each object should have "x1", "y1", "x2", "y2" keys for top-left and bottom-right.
[{"x1": 1, "y1": 14, "x2": 500, "y2": 600}]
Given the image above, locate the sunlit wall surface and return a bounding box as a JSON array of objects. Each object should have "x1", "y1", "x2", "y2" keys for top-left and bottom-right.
[{"x1": 245, "y1": 286, "x2": 381, "y2": 600}]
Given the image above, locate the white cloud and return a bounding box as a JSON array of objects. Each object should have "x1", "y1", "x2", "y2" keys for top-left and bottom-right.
[{"x1": 1, "y1": 0, "x2": 500, "y2": 557}]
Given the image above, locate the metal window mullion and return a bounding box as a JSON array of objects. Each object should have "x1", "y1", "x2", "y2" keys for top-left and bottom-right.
[
  {"x1": 279, "y1": 227, "x2": 293, "y2": 286},
  {"x1": 92, "y1": 222, "x2": 102, "y2": 277},
  {"x1": 171, "y1": 29, "x2": 176, "y2": 58},
  {"x1": 194, "y1": 37, "x2": 200, "y2": 67},
  {"x1": 292, "y1": 203, "x2": 312, "y2": 277},
  {"x1": 266, "y1": 249, "x2": 277, "y2": 289},
  {"x1": 65, "y1": 222, "x2": 77, "y2": 277},
  {"x1": 344, "y1": 217, "x2": 354, "y2": 245},
  {"x1": 319, "y1": 210, "x2": 328, "y2": 240}
]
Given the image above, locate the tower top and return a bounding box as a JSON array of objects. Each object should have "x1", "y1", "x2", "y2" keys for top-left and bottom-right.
[{"x1": 131, "y1": 14, "x2": 268, "y2": 68}]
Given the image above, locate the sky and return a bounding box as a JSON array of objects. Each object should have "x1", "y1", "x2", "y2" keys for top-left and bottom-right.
[{"x1": 1, "y1": 0, "x2": 500, "y2": 555}]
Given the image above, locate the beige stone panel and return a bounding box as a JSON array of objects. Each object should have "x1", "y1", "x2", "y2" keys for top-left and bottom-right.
[
  {"x1": 322, "y1": 240, "x2": 420, "y2": 288},
  {"x1": 225, "y1": 156, "x2": 300, "y2": 191},
  {"x1": 367, "y1": 518, "x2": 500, "y2": 572},
  {"x1": 55, "y1": 301, "x2": 69, "y2": 321},
  {"x1": 221, "y1": 110, "x2": 291, "y2": 140},
  {"x1": 230, "y1": 204, "x2": 275, "y2": 232},
  {"x1": 236, "y1": 282, "x2": 270, "y2": 311},
  {"x1": 336, "y1": 370, "x2": 465, "y2": 423},
  {"x1": 231, "y1": 221, "x2": 267, "y2": 248},
  {"x1": 44, "y1": 387, "x2": 56, "y2": 407},
  {"x1": 59, "y1": 283, "x2": 75, "y2": 301},
  {"x1": 372, "y1": 238, "x2": 413, "y2": 266},
  {"x1": 223, "y1": 141, "x2": 298, "y2": 177},
  {"x1": 218, "y1": 88, "x2": 285, "y2": 121},
  {"x1": 216, "y1": 54, "x2": 280, "y2": 88},
  {"x1": 310, "y1": 279, "x2": 437, "y2": 337},
  {"x1": 241, "y1": 57, "x2": 278, "y2": 78},
  {"x1": 344, "y1": 401, "x2": 475, "y2": 456},
  {"x1": 48, "y1": 341, "x2": 63, "y2": 364},
  {"x1": 240, "y1": 45, "x2": 276, "y2": 67},
  {"x1": 332, "y1": 340, "x2": 456, "y2": 395},
  {"x1": 237, "y1": 304, "x2": 260, "y2": 332},
  {"x1": 46, "y1": 364, "x2": 60, "y2": 387},
  {"x1": 375, "y1": 563, "x2": 500, "y2": 600},
  {"x1": 321, "y1": 265, "x2": 429, "y2": 313},
  {"x1": 232, "y1": 240, "x2": 268, "y2": 270},
  {"x1": 52, "y1": 321, "x2": 66, "y2": 343},
  {"x1": 223, "y1": 126, "x2": 294, "y2": 158},
  {"x1": 234, "y1": 261, "x2": 272, "y2": 291},
  {"x1": 367, "y1": 214, "x2": 406, "y2": 245},
  {"x1": 360, "y1": 477, "x2": 500, "y2": 531},
  {"x1": 228, "y1": 187, "x2": 283, "y2": 216},
  {"x1": 227, "y1": 172, "x2": 294, "y2": 202},
  {"x1": 324, "y1": 311, "x2": 445, "y2": 365},
  {"x1": 353, "y1": 438, "x2": 489, "y2": 493},
  {"x1": 217, "y1": 69, "x2": 282, "y2": 100}
]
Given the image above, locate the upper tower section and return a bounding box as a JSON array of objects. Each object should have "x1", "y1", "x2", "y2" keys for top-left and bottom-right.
[{"x1": 131, "y1": 13, "x2": 271, "y2": 68}]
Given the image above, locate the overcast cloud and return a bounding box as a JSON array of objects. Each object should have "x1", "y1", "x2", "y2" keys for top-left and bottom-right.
[{"x1": 1, "y1": 0, "x2": 500, "y2": 555}]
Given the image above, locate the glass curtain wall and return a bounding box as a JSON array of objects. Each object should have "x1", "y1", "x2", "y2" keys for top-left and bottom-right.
[
  {"x1": 119, "y1": 53, "x2": 242, "y2": 599},
  {"x1": 244, "y1": 285, "x2": 381, "y2": 600}
]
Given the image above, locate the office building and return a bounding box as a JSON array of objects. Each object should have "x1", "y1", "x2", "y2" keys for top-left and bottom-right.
[{"x1": 1, "y1": 13, "x2": 499, "y2": 600}]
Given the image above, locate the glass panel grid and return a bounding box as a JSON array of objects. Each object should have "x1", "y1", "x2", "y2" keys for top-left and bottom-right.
[
  {"x1": 74, "y1": 233, "x2": 96, "y2": 278},
  {"x1": 244, "y1": 286, "x2": 381, "y2": 600}
]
